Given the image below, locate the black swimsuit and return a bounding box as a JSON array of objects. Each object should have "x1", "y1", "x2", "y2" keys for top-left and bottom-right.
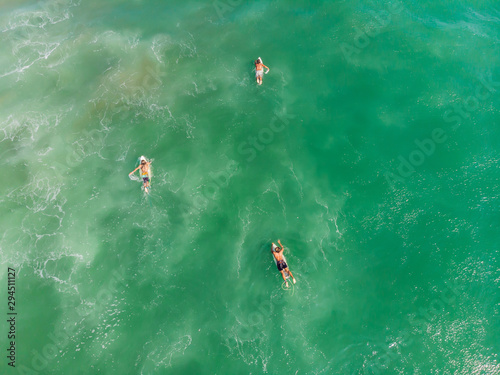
[{"x1": 277, "y1": 259, "x2": 287, "y2": 271}]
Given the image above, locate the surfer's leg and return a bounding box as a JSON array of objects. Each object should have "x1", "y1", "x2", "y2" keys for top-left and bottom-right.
[
  {"x1": 281, "y1": 271, "x2": 289, "y2": 287},
  {"x1": 280, "y1": 270, "x2": 287, "y2": 282},
  {"x1": 256, "y1": 71, "x2": 262, "y2": 85},
  {"x1": 286, "y1": 268, "x2": 297, "y2": 283}
]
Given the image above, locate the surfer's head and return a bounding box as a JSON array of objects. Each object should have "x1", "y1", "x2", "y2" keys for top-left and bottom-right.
[{"x1": 141, "y1": 160, "x2": 146, "y2": 165}]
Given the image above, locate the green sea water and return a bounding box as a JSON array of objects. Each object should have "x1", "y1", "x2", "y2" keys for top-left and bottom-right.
[{"x1": 1, "y1": 0, "x2": 499, "y2": 374}]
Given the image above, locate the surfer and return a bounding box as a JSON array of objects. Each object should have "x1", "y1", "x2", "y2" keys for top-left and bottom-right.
[
  {"x1": 254, "y1": 57, "x2": 269, "y2": 85},
  {"x1": 129, "y1": 157, "x2": 151, "y2": 193},
  {"x1": 271, "y1": 239, "x2": 296, "y2": 287}
]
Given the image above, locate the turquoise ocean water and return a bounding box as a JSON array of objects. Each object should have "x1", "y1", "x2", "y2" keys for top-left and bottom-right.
[{"x1": 1, "y1": 1, "x2": 499, "y2": 374}]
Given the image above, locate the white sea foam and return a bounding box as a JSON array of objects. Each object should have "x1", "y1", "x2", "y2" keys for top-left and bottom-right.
[
  {"x1": 0, "y1": 112, "x2": 61, "y2": 144},
  {"x1": 288, "y1": 162, "x2": 304, "y2": 199},
  {"x1": 141, "y1": 333, "x2": 193, "y2": 371},
  {"x1": 0, "y1": 1, "x2": 78, "y2": 78},
  {"x1": 7, "y1": 173, "x2": 64, "y2": 214},
  {"x1": 151, "y1": 34, "x2": 173, "y2": 64}
]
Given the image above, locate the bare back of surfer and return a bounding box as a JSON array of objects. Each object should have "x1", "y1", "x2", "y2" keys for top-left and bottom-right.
[
  {"x1": 272, "y1": 239, "x2": 296, "y2": 287},
  {"x1": 255, "y1": 57, "x2": 269, "y2": 85}
]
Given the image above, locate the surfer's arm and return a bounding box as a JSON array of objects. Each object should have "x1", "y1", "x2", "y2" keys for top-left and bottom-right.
[
  {"x1": 263, "y1": 64, "x2": 270, "y2": 72},
  {"x1": 277, "y1": 239, "x2": 283, "y2": 249},
  {"x1": 129, "y1": 166, "x2": 140, "y2": 175}
]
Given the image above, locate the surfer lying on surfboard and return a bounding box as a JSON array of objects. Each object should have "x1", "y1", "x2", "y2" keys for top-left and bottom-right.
[
  {"x1": 255, "y1": 57, "x2": 269, "y2": 85},
  {"x1": 129, "y1": 156, "x2": 151, "y2": 193},
  {"x1": 272, "y1": 239, "x2": 297, "y2": 288}
]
